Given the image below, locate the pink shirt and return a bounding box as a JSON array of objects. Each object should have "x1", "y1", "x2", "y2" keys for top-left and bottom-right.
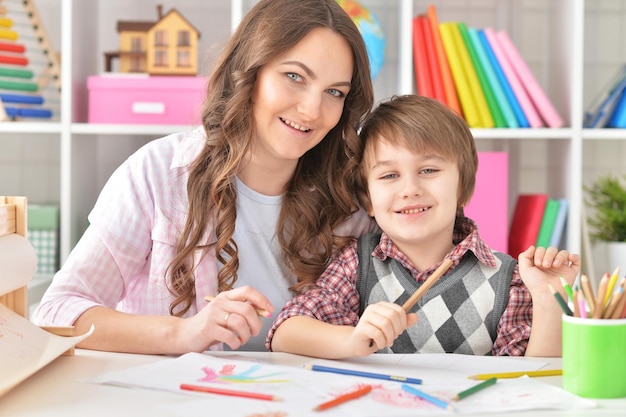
[{"x1": 34, "y1": 128, "x2": 375, "y2": 351}]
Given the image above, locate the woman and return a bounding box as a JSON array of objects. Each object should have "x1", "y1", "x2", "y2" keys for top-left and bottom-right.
[{"x1": 34, "y1": 0, "x2": 376, "y2": 354}]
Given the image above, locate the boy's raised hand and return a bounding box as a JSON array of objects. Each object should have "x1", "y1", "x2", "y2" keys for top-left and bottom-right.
[
  {"x1": 518, "y1": 245, "x2": 581, "y2": 294},
  {"x1": 348, "y1": 302, "x2": 418, "y2": 356}
]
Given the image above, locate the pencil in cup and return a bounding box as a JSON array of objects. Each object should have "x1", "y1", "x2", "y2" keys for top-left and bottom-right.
[
  {"x1": 313, "y1": 384, "x2": 372, "y2": 411},
  {"x1": 548, "y1": 283, "x2": 573, "y2": 316},
  {"x1": 305, "y1": 364, "x2": 422, "y2": 384},
  {"x1": 204, "y1": 295, "x2": 272, "y2": 318}
]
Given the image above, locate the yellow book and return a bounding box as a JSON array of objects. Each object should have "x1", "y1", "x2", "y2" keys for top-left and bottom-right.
[
  {"x1": 439, "y1": 22, "x2": 480, "y2": 128},
  {"x1": 448, "y1": 22, "x2": 494, "y2": 128}
]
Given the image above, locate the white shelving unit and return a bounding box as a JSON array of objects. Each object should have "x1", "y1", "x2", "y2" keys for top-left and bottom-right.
[{"x1": 4, "y1": 0, "x2": 626, "y2": 285}]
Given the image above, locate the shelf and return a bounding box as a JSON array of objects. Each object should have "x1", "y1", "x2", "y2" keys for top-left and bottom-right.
[{"x1": 70, "y1": 123, "x2": 200, "y2": 136}]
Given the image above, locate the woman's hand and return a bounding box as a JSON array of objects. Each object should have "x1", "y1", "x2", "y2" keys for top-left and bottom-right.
[
  {"x1": 347, "y1": 302, "x2": 418, "y2": 356},
  {"x1": 176, "y1": 285, "x2": 274, "y2": 352}
]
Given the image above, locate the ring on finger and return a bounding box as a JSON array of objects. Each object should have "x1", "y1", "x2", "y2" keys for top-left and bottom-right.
[{"x1": 224, "y1": 312, "x2": 230, "y2": 326}]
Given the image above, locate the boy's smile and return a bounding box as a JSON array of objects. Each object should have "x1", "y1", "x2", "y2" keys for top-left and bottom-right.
[{"x1": 366, "y1": 138, "x2": 459, "y2": 269}]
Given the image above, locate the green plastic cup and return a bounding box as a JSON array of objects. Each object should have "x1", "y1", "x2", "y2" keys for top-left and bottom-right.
[{"x1": 562, "y1": 316, "x2": 626, "y2": 398}]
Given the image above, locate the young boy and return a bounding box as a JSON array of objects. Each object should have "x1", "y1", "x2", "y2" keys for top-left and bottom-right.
[{"x1": 266, "y1": 95, "x2": 580, "y2": 358}]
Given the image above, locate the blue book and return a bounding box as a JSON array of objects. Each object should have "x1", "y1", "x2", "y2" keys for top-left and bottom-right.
[
  {"x1": 584, "y1": 65, "x2": 626, "y2": 128},
  {"x1": 468, "y1": 27, "x2": 518, "y2": 128},
  {"x1": 549, "y1": 198, "x2": 568, "y2": 248},
  {"x1": 607, "y1": 80, "x2": 626, "y2": 128},
  {"x1": 478, "y1": 29, "x2": 529, "y2": 128}
]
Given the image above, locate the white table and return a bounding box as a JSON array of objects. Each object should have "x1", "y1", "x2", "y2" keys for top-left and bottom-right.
[{"x1": 0, "y1": 350, "x2": 624, "y2": 416}]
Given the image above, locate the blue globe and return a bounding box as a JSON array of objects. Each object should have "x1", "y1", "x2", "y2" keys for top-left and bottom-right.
[{"x1": 338, "y1": 0, "x2": 386, "y2": 80}]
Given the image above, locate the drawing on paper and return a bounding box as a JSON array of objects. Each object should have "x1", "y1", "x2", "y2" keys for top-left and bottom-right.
[{"x1": 198, "y1": 363, "x2": 291, "y2": 384}]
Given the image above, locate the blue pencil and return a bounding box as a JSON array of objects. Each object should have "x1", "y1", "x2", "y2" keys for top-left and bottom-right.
[
  {"x1": 305, "y1": 364, "x2": 422, "y2": 385},
  {"x1": 401, "y1": 384, "x2": 456, "y2": 411}
]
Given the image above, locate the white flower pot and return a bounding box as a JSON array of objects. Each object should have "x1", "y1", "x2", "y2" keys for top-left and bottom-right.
[{"x1": 605, "y1": 241, "x2": 626, "y2": 280}]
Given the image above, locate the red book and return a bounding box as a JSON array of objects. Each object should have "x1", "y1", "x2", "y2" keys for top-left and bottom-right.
[
  {"x1": 420, "y1": 15, "x2": 445, "y2": 103},
  {"x1": 413, "y1": 15, "x2": 433, "y2": 97},
  {"x1": 427, "y1": 4, "x2": 462, "y2": 115},
  {"x1": 508, "y1": 194, "x2": 548, "y2": 259}
]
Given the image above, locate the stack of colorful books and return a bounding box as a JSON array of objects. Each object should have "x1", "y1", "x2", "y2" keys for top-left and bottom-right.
[{"x1": 413, "y1": 5, "x2": 563, "y2": 128}]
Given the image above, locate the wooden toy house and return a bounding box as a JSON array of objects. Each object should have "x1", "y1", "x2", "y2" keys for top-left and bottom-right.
[{"x1": 104, "y1": 5, "x2": 200, "y2": 76}]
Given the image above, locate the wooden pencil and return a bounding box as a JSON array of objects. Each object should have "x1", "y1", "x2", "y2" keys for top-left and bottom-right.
[
  {"x1": 576, "y1": 290, "x2": 588, "y2": 319},
  {"x1": 548, "y1": 283, "x2": 573, "y2": 316},
  {"x1": 580, "y1": 274, "x2": 596, "y2": 316},
  {"x1": 610, "y1": 287, "x2": 626, "y2": 319},
  {"x1": 313, "y1": 384, "x2": 372, "y2": 411},
  {"x1": 180, "y1": 383, "x2": 282, "y2": 401},
  {"x1": 604, "y1": 267, "x2": 620, "y2": 305},
  {"x1": 452, "y1": 377, "x2": 497, "y2": 400},
  {"x1": 592, "y1": 273, "x2": 609, "y2": 319},
  {"x1": 204, "y1": 295, "x2": 271, "y2": 318},
  {"x1": 603, "y1": 285, "x2": 624, "y2": 318},
  {"x1": 402, "y1": 258, "x2": 453, "y2": 312},
  {"x1": 468, "y1": 369, "x2": 562, "y2": 380}
]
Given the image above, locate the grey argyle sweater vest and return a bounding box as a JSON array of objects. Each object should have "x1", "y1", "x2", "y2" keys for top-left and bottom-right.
[{"x1": 356, "y1": 233, "x2": 516, "y2": 355}]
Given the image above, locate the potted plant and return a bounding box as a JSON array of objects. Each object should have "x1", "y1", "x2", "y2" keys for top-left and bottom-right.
[{"x1": 584, "y1": 174, "x2": 626, "y2": 276}]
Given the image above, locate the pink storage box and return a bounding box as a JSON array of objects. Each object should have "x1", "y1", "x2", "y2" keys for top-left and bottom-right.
[{"x1": 87, "y1": 75, "x2": 207, "y2": 125}]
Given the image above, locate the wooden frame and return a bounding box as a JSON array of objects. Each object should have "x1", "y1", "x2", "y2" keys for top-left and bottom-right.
[{"x1": 0, "y1": 196, "x2": 28, "y2": 318}]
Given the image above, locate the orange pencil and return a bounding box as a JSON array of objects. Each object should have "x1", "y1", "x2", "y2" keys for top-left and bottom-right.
[
  {"x1": 180, "y1": 383, "x2": 282, "y2": 401},
  {"x1": 592, "y1": 273, "x2": 609, "y2": 319},
  {"x1": 313, "y1": 384, "x2": 373, "y2": 411}
]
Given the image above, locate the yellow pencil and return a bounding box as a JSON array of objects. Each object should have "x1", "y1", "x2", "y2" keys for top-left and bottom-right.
[
  {"x1": 604, "y1": 267, "x2": 620, "y2": 306},
  {"x1": 468, "y1": 369, "x2": 562, "y2": 380}
]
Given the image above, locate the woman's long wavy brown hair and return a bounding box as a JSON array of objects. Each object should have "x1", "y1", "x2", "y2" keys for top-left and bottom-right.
[{"x1": 166, "y1": 0, "x2": 374, "y2": 316}]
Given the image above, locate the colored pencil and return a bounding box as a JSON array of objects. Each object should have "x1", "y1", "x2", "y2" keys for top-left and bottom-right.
[
  {"x1": 452, "y1": 377, "x2": 497, "y2": 401},
  {"x1": 468, "y1": 369, "x2": 562, "y2": 380},
  {"x1": 402, "y1": 258, "x2": 453, "y2": 312},
  {"x1": 401, "y1": 384, "x2": 456, "y2": 411},
  {"x1": 611, "y1": 280, "x2": 626, "y2": 319},
  {"x1": 548, "y1": 283, "x2": 573, "y2": 316},
  {"x1": 604, "y1": 267, "x2": 620, "y2": 305},
  {"x1": 180, "y1": 383, "x2": 282, "y2": 401},
  {"x1": 604, "y1": 283, "x2": 625, "y2": 319},
  {"x1": 576, "y1": 291, "x2": 588, "y2": 319},
  {"x1": 560, "y1": 276, "x2": 574, "y2": 302},
  {"x1": 580, "y1": 274, "x2": 596, "y2": 316},
  {"x1": 203, "y1": 295, "x2": 271, "y2": 318},
  {"x1": 305, "y1": 364, "x2": 422, "y2": 385},
  {"x1": 370, "y1": 258, "x2": 452, "y2": 349},
  {"x1": 592, "y1": 273, "x2": 610, "y2": 319},
  {"x1": 313, "y1": 384, "x2": 372, "y2": 411}
]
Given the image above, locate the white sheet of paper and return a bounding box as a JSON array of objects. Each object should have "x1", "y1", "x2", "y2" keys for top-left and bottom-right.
[{"x1": 88, "y1": 352, "x2": 596, "y2": 416}]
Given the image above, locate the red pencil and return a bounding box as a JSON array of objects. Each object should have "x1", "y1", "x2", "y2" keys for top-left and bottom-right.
[
  {"x1": 313, "y1": 384, "x2": 373, "y2": 411},
  {"x1": 180, "y1": 383, "x2": 282, "y2": 401}
]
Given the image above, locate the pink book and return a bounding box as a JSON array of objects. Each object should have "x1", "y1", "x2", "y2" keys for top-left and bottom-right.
[
  {"x1": 464, "y1": 152, "x2": 508, "y2": 253},
  {"x1": 483, "y1": 27, "x2": 543, "y2": 128},
  {"x1": 496, "y1": 31, "x2": 564, "y2": 128}
]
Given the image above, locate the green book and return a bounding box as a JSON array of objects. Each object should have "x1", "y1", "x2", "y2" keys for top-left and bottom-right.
[
  {"x1": 458, "y1": 22, "x2": 506, "y2": 128},
  {"x1": 536, "y1": 198, "x2": 561, "y2": 248}
]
